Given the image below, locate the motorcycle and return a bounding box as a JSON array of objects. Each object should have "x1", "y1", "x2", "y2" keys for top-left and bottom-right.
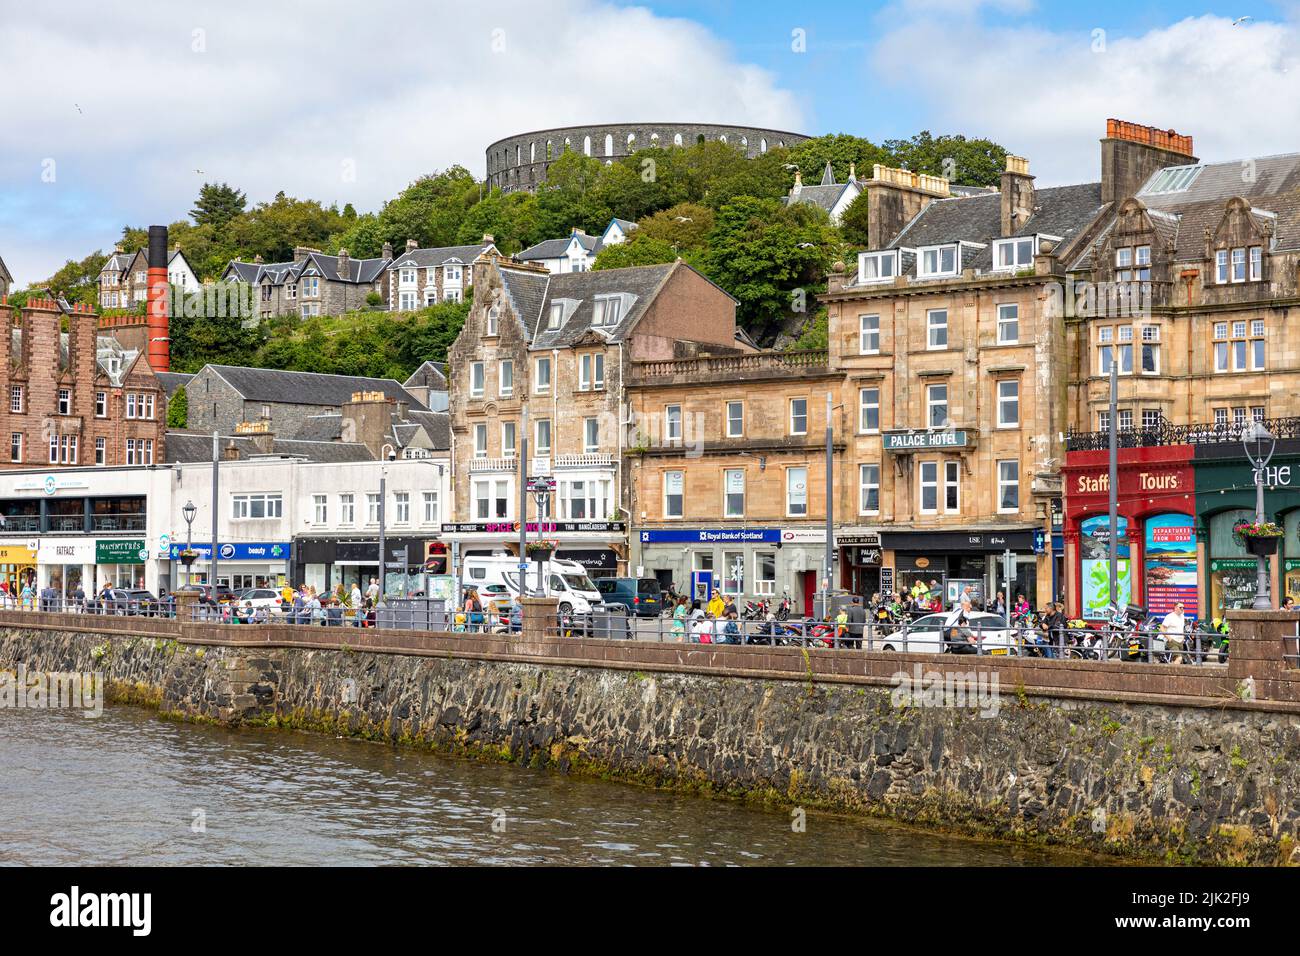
[
  {"x1": 741, "y1": 598, "x2": 770, "y2": 621},
  {"x1": 775, "y1": 594, "x2": 792, "y2": 622}
]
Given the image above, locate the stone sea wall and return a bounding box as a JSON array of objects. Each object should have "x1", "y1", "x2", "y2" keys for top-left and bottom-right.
[{"x1": 1, "y1": 623, "x2": 1298, "y2": 864}]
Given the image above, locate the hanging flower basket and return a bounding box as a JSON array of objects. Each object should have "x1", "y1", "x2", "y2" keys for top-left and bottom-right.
[
  {"x1": 526, "y1": 540, "x2": 558, "y2": 561},
  {"x1": 178, "y1": 549, "x2": 199, "y2": 567},
  {"x1": 1234, "y1": 520, "x2": 1283, "y2": 555}
]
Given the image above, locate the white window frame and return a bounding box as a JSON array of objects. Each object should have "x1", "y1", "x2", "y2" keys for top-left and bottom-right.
[
  {"x1": 534, "y1": 356, "x2": 551, "y2": 393},
  {"x1": 789, "y1": 398, "x2": 808, "y2": 436},
  {"x1": 918, "y1": 244, "x2": 959, "y2": 279},
  {"x1": 535, "y1": 419, "x2": 551, "y2": 456},
  {"x1": 723, "y1": 468, "x2": 745, "y2": 519},
  {"x1": 422, "y1": 490, "x2": 440, "y2": 525},
  {"x1": 859, "y1": 387, "x2": 880, "y2": 434},
  {"x1": 926, "y1": 384, "x2": 948, "y2": 429},
  {"x1": 313, "y1": 494, "x2": 328, "y2": 524},
  {"x1": 726, "y1": 401, "x2": 744, "y2": 438},
  {"x1": 992, "y1": 236, "x2": 1035, "y2": 273},
  {"x1": 996, "y1": 379, "x2": 1019, "y2": 427},
  {"x1": 785, "y1": 467, "x2": 808, "y2": 517},
  {"x1": 997, "y1": 460, "x2": 1020, "y2": 514},
  {"x1": 859, "y1": 314, "x2": 880, "y2": 354},
  {"x1": 857, "y1": 251, "x2": 897, "y2": 284},
  {"x1": 918, "y1": 460, "x2": 939, "y2": 515},
  {"x1": 502, "y1": 421, "x2": 517, "y2": 459},
  {"x1": 996, "y1": 303, "x2": 1019, "y2": 344},
  {"x1": 394, "y1": 492, "x2": 410, "y2": 524},
  {"x1": 927, "y1": 309, "x2": 948, "y2": 349},
  {"x1": 665, "y1": 405, "x2": 682, "y2": 443},
  {"x1": 499, "y1": 359, "x2": 513, "y2": 397},
  {"x1": 663, "y1": 471, "x2": 684, "y2": 519},
  {"x1": 339, "y1": 493, "x2": 355, "y2": 525},
  {"x1": 583, "y1": 417, "x2": 599, "y2": 454},
  {"x1": 859, "y1": 463, "x2": 880, "y2": 516},
  {"x1": 469, "y1": 362, "x2": 484, "y2": 398}
]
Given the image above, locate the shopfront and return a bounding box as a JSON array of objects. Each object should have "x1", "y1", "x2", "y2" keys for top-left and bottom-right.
[
  {"x1": 636, "y1": 527, "x2": 829, "y2": 614},
  {"x1": 1193, "y1": 441, "x2": 1300, "y2": 617},
  {"x1": 0, "y1": 542, "x2": 36, "y2": 594},
  {"x1": 442, "y1": 521, "x2": 627, "y2": 582},
  {"x1": 170, "y1": 541, "x2": 291, "y2": 591},
  {"x1": 837, "y1": 529, "x2": 882, "y2": 599},
  {"x1": 294, "y1": 537, "x2": 428, "y2": 596},
  {"x1": 1062, "y1": 445, "x2": 1196, "y2": 620},
  {"x1": 879, "y1": 528, "x2": 1039, "y2": 610}
]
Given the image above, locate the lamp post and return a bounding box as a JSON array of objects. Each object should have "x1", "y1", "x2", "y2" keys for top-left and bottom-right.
[
  {"x1": 377, "y1": 467, "x2": 387, "y2": 608},
  {"x1": 1243, "y1": 420, "x2": 1277, "y2": 611},
  {"x1": 181, "y1": 499, "x2": 197, "y2": 588}
]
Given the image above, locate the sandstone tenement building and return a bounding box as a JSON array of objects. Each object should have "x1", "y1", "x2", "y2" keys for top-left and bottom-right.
[
  {"x1": 0, "y1": 296, "x2": 167, "y2": 469},
  {"x1": 485, "y1": 122, "x2": 809, "y2": 194}
]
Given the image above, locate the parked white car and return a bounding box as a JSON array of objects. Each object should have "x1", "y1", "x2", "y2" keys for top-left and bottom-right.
[
  {"x1": 232, "y1": 588, "x2": 285, "y2": 611},
  {"x1": 875, "y1": 612, "x2": 1017, "y2": 655}
]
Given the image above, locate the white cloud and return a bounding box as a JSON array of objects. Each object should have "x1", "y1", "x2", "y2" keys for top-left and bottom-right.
[
  {"x1": 0, "y1": 0, "x2": 802, "y2": 286},
  {"x1": 870, "y1": 13, "x2": 1300, "y2": 186}
]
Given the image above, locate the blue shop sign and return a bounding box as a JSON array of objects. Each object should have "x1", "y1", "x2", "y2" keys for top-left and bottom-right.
[
  {"x1": 639, "y1": 528, "x2": 780, "y2": 544},
  {"x1": 168, "y1": 542, "x2": 291, "y2": 561}
]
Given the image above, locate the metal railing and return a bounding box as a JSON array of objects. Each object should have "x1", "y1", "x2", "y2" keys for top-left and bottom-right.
[
  {"x1": 0, "y1": 600, "x2": 1237, "y2": 664},
  {"x1": 1066, "y1": 416, "x2": 1300, "y2": 452},
  {"x1": 630, "y1": 349, "x2": 830, "y2": 381},
  {"x1": 541, "y1": 611, "x2": 1232, "y2": 663}
]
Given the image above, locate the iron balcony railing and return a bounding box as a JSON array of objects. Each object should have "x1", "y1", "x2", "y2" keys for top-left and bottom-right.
[{"x1": 1066, "y1": 416, "x2": 1300, "y2": 452}]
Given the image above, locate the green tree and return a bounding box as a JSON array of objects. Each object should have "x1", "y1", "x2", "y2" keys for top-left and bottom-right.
[
  {"x1": 882, "y1": 131, "x2": 1007, "y2": 186},
  {"x1": 838, "y1": 191, "x2": 872, "y2": 249},
  {"x1": 699, "y1": 196, "x2": 837, "y2": 341},
  {"x1": 787, "y1": 134, "x2": 889, "y2": 188},
  {"x1": 190, "y1": 182, "x2": 247, "y2": 229},
  {"x1": 592, "y1": 236, "x2": 680, "y2": 270},
  {"x1": 37, "y1": 251, "x2": 108, "y2": 307},
  {"x1": 788, "y1": 309, "x2": 828, "y2": 351},
  {"x1": 166, "y1": 385, "x2": 189, "y2": 428},
  {"x1": 634, "y1": 203, "x2": 714, "y2": 251}
]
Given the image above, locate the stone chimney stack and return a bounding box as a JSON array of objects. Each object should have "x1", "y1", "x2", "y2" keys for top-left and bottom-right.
[
  {"x1": 481, "y1": 234, "x2": 495, "y2": 245},
  {"x1": 234, "y1": 419, "x2": 275, "y2": 455},
  {"x1": 1000, "y1": 155, "x2": 1036, "y2": 237},
  {"x1": 341, "y1": 390, "x2": 396, "y2": 460},
  {"x1": 253, "y1": 254, "x2": 264, "y2": 264},
  {"x1": 405, "y1": 239, "x2": 418, "y2": 252},
  {"x1": 792, "y1": 169, "x2": 802, "y2": 193},
  {"x1": 382, "y1": 241, "x2": 394, "y2": 260},
  {"x1": 293, "y1": 246, "x2": 320, "y2": 263},
  {"x1": 337, "y1": 249, "x2": 351, "y2": 280},
  {"x1": 1101, "y1": 118, "x2": 1197, "y2": 204}
]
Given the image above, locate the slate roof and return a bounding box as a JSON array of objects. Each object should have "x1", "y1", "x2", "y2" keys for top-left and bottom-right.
[
  {"x1": 155, "y1": 371, "x2": 194, "y2": 397},
  {"x1": 518, "y1": 232, "x2": 602, "y2": 261},
  {"x1": 386, "y1": 242, "x2": 494, "y2": 271},
  {"x1": 205, "y1": 365, "x2": 428, "y2": 410},
  {"x1": 409, "y1": 410, "x2": 450, "y2": 450},
  {"x1": 844, "y1": 181, "x2": 1106, "y2": 284},
  {"x1": 528, "y1": 263, "x2": 674, "y2": 349},
  {"x1": 404, "y1": 360, "x2": 447, "y2": 390},
  {"x1": 223, "y1": 251, "x2": 389, "y2": 287},
  {"x1": 164, "y1": 431, "x2": 375, "y2": 463},
  {"x1": 1067, "y1": 153, "x2": 1300, "y2": 270}
]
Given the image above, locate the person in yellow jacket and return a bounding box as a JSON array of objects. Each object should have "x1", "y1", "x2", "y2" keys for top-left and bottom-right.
[{"x1": 707, "y1": 588, "x2": 725, "y2": 619}]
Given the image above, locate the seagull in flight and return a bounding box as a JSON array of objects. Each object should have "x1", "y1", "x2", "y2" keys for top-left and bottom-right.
[
  {"x1": 797, "y1": 242, "x2": 816, "y2": 249},
  {"x1": 1232, "y1": 16, "x2": 1252, "y2": 25},
  {"x1": 195, "y1": 169, "x2": 205, "y2": 175},
  {"x1": 73, "y1": 103, "x2": 83, "y2": 114}
]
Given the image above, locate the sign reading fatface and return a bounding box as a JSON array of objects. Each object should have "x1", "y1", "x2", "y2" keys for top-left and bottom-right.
[{"x1": 883, "y1": 430, "x2": 969, "y2": 452}]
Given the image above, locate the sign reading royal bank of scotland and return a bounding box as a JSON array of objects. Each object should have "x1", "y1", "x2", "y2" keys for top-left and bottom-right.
[{"x1": 882, "y1": 429, "x2": 970, "y2": 452}]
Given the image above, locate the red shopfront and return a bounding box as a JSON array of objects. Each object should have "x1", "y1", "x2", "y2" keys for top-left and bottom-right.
[{"x1": 1061, "y1": 445, "x2": 1197, "y2": 621}]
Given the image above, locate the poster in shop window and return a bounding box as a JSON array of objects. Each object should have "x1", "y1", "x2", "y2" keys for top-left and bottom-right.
[
  {"x1": 1210, "y1": 559, "x2": 1258, "y2": 616},
  {"x1": 1080, "y1": 515, "x2": 1130, "y2": 619},
  {"x1": 1143, "y1": 514, "x2": 1198, "y2": 622}
]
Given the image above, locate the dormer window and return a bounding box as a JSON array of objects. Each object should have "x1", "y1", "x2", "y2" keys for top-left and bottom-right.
[
  {"x1": 917, "y1": 244, "x2": 958, "y2": 279},
  {"x1": 548, "y1": 302, "x2": 564, "y2": 330},
  {"x1": 858, "y1": 251, "x2": 897, "y2": 283},
  {"x1": 992, "y1": 237, "x2": 1035, "y2": 272},
  {"x1": 1215, "y1": 246, "x2": 1263, "y2": 284},
  {"x1": 1115, "y1": 245, "x2": 1150, "y2": 282},
  {"x1": 593, "y1": 295, "x2": 622, "y2": 327}
]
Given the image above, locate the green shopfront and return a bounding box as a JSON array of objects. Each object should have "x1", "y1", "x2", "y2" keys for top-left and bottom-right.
[{"x1": 1194, "y1": 441, "x2": 1300, "y2": 618}]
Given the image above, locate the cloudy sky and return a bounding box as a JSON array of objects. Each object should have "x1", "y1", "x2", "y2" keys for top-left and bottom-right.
[{"x1": 3, "y1": 0, "x2": 1300, "y2": 285}]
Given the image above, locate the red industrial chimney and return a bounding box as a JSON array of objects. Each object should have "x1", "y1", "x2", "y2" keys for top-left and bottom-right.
[{"x1": 146, "y1": 224, "x2": 170, "y2": 371}]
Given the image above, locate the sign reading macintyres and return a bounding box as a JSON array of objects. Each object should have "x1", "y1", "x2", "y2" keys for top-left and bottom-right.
[
  {"x1": 96, "y1": 539, "x2": 147, "y2": 564},
  {"x1": 882, "y1": 430, "x2": 969, "y2": 452}
]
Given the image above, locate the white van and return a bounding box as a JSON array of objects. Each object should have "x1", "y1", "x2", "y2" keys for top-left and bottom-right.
[{"x1": 461, "y1": 556, "x2": 603, "y2": 614}]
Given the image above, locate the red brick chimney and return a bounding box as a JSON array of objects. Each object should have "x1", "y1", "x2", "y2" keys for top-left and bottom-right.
[
  {"x1": 1101, "y1": 119, "x2": 1197, "y2": 204},
  {"x1": 146, "y1": 225, "x2": 170, "y2": 371}
]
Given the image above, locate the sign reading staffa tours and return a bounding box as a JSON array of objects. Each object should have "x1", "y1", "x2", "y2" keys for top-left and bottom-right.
[
  {"x1": 96, "y1": 539, "x2": 147, "y2": 564},
  {"x1": 882, "y1": 429, "x2": 970, "y2": 452}
]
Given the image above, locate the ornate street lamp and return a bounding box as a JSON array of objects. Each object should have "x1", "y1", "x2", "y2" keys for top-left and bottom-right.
[
  {"x1": 181, "y1": 499, "x2": 198, "y2": 588},
  {"x1": 1242, "y1": 420, "x2": 1277, "y2": 611}
]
